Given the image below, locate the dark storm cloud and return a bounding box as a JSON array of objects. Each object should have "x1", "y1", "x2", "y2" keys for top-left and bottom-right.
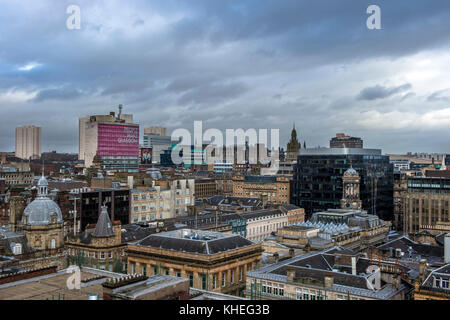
[
  {"x1": 0, "y1": 0, "x2": 450, "y2": 153},
  {"x1": 357, "y1": 83, "x2": 412, "y2": 101}
]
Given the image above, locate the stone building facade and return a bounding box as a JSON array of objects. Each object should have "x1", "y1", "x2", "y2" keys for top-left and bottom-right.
[
  {"x1": 126, "y1": 229, "x2": 263, "y2": 296},
  {"x1": 245, "y1": 247, "x2": 412, "y2": 300},
  {"x1": 0, "y1": 171, "x2": 33, "y2": 186},
  {"x1": 232, "y1": 175, "x2": 290, "y2": 205},
  {"x1": 286, "y1": 124, "x2": 301, "y2": 163},
  {"x1": 194, "y1": 178, "x2": 217, "y2": 200},
  {"x1": 401, "y1": 177, "x2": 450, "y2": 236},
  {"x1": 21, "y1": 176, "x2": 64, "y2": 251},
  {"x1": 131, "y1": 179, "x2": 195, "y2": 223},
  {"x1": 66, "y1": 206, "x2": 126, "y2": 272}
]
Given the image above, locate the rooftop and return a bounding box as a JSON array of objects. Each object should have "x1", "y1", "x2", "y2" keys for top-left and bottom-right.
[
  {"x1": 134, "y1": 229, "x2": 255, "y2": 254},
  {"x1": 377, "y1": 236, "x2": 444, "y2": 263},
  {"x1": 108, "y1": 275, "x2": 188, "y2": 300},
  {"x1": 247, "y1": 246, "x2": 411, "y2": 299},
  {"x1": 299, "y1": 147, "x2": 382, "y2": 156},
  {"x1": 0, "y1": 267, "x2": 123, "y2": 300}
]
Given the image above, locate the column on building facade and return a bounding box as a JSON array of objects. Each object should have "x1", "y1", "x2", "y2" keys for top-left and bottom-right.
[
  {"x1": 408, "y1": 197, "x2": 412, "y2": 234},
  {"x1": 193, "y1": 271, "x2": 201, "y2": 289},
  {"x1": 218, "y1": 270, "x2": 223, "y2": 289},
  {"x1": 428, "y1": 198, "x2": 432, "y2": 226},
  {"x1": 418, "y1": 197, "x2": 422, "y2": 232},
  {"x1": 438, "y1": 198, "x2": 442, "y2": 223}
]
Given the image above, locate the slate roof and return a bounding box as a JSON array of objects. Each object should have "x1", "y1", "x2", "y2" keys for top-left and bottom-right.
[
  {"x1": 219, "y1": 197, "x2": 261, "y2": 207},
  {"x1": 421, "y1": 264, "x2": 450, "y2": 291},
  {"x1": 281, "y1": 204, "x2": 301, "y2": 211},
  {"x1": 241, "y1": 209, "x2": 285, "y2": 220},
  {"x1": 246, "y1": 246, "x2": 410, "y2": 299},
  {"x1": 121, "y1": 224, "x2": 177, "y2": 243},
  {"x1": 92, "y1": 206, "x2": 115, "y2": 238},
  {"x1": 134, "y1": 229, "x2": 255, "y2": 254},
  {"x1": 271, "y1": 265, "x2": 370, "y2": 290},
  {"x1": 435, "y1": 233, "x2": 448, "y2": 246},
  {"x1": 377, "y1": 236, "x2": 444, "y2": 261},
  {"x1": 0, "y1": 232, "x2": 34, "y2": 255},
  {"x1": 207, "y1": 195, "x2": 224, "y2": 206}
]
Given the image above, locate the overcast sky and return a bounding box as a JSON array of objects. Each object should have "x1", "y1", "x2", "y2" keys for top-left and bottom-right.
[{"x1": 1, "y1": 0, "x2": 450, "y2": 154}]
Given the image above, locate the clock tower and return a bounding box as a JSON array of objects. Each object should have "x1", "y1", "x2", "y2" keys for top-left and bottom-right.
[{"x1": 340, "y1": 164, "x2": 362, "y2": 210}]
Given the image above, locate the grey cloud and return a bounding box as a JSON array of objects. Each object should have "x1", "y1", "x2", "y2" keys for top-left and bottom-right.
[
  {"x1": 357, "y1": 83, "x2": 412, "y2": 101},
  {"x1": 427, "y1": 89, "x2": 450, "y2": 102},
  {"x1": 177, "y1": 81, "x2": 248, "y2": 105},
  {"x1": 0, "y1": 1, "x2": 449, "y2": 153},
  {"x1": 30, "y1": 87, "x2": 83, "y2": 102}
]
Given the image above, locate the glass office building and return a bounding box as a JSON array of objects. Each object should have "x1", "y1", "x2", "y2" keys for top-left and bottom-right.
[
  {"x1": 78, "y1": 189, "x2": 131, "y2": 231},
  {"x1": 290, "y1": 148, "x2": 394, "y2": 221}
]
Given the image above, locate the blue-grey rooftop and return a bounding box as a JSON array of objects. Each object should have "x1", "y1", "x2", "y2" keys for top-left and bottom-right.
[{"x1": 133, "y1": 229, "x2": 255, "y2": 254}]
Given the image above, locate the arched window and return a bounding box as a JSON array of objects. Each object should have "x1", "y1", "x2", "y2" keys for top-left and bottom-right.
[{"x1": 51, "y1": 239, "x2": 56, "y2": 249}]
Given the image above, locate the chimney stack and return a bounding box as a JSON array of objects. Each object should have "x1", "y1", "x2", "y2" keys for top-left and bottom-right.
[
  {"x1": 351, "y1": 256, "x2": 357, "y2": 275},
  {"x1": 289, "y1": 248, "x2": 295, "y2": 258},
  {"x1": 392, "y1": 276, "x2": 400, "y2": 290},
  {"x1": 324, "y1": 276, "x2": 334, "y2": 289},
  {"x1": 419, "y1": 259, "x2": 427, "y2": 280},
  {"x1": 445, "y1": 233, "x2": 450, "y2": 264},
  {"x1": 286, "y1": 268, "x2": 295, "y2": 282},
  {"x1": 273, "y1": 252, "x2": 279, "y2": 264}
]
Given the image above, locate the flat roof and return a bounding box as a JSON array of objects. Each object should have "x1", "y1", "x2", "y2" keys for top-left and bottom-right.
[
  {"x1": 0, "y1": 268, "x2": 122, "y2": 300},
  {"x1": 299, "y1": 147, "x2": 382, "y2": 156},
  {"x1": 112, "y1": 275, "x2": 188, "y2": 299}
]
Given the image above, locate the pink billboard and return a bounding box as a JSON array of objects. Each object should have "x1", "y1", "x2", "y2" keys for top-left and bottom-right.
[{"x1": 97, "y1": 123, "x2": 139, "y2": 157}]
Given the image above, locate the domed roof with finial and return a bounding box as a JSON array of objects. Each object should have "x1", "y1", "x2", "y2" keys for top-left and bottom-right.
[
  {"x1": 344, "y1": 164, "x2": 358, "y2": 176},
  {"x1": 22, "y1": 174, "x2": 63, "y2": 226},
  {"x1": 38, "y1": 175, "x2": 48, "y2": 187}
]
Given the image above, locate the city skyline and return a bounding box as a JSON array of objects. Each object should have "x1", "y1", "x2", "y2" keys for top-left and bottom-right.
[{"x1": 1, "y1": 1, "x2": 450, "y2": 154}]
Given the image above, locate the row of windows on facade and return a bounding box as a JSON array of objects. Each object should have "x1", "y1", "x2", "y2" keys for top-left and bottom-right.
[
  {"x1": 69, "y1": 248, "x2": 124, "y2": 259},
  {"x1": 132, "y1": 208, "x2": 188, "y2": 222},
  {"x1": 101, "y1": 160, "x2": 138, "y2": 164},
  {"x1": 247, "y1": 222, "x2": 288, "y2": 236},
  {"x1": 133, "y1": 190, "x2": 191, "y2": 201},
  {"x1": 433, "y1": 277, "x2": 450, "y2": 289},
  {"x1": 130, "y1": 263, "x2": 250, "y2": 290},
  {"x1": 133, "y1": 198, "x2": 191, "y2": 212},
  {"x1": 253, "y1": 280, "x2": 366, "y2": 300},
  {"x1": 83, "y1": 196, "x2": 128, "y2": 205},
  {"x1": 238, "y1": 191, "x2": 288, "y2": 198},
  {"x1": 235, "y1": 185, "x2": 289, "y2": 191}
]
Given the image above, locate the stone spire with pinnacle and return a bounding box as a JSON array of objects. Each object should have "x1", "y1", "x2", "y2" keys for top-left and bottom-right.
[{"x1": 286, "y1": 123, "x2": 301, "y2": 162}]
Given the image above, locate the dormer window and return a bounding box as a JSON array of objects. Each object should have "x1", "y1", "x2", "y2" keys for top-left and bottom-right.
[{"x1": 12, "y1": 243, "x2": 22, "y2": 255}]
